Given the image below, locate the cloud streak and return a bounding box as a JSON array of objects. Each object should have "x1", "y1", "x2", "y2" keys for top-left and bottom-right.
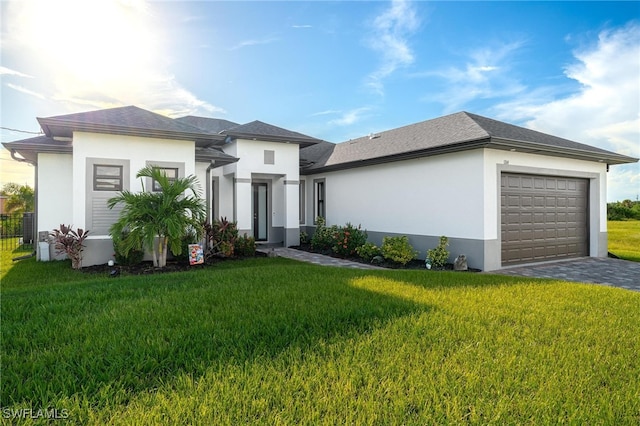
[
  {"x1": 422, "y1": 41, "x2": 527, "y2": 112},
  {"x1": 228, "y1": 36, "x2": 279, "y2": 51},
  {"x1": 365, "y1": 0, "x2": 419, "y2": 95}
]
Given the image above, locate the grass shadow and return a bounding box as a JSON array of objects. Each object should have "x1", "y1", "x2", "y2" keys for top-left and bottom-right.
[{"x1": 1, "y1": 258, "x2": 429, "y2": 409}]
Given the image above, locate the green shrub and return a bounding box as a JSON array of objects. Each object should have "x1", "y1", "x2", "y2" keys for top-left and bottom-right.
[
  {"x1": 356, "y1": 242, "x2": 382, "y2": 262},
  {"x1": 234, "y1": 234, "x2": 256, "y2": 257},
  {"x1": 332, "y1": 223, "x2": 367, "y2": 257},
  {"x1": 381, "y1": 236, "x2": 417, "y2": 266},
  {"x1": 607, "y1": 200, "x2": 640, "y2": 220},
  {"x1": 311, "y1": 217, "x2": 338, "y2": 252},
  {"x1": 427, "y1": 236, "x2": 450, "y2": 269},
  {"x1": 205, "y1": 217, "x2": 239, "y2": 257},
  {"x1": 299, "y1": 231, "x2": 309, "y2": 245},
  {"x1": 113, "y1": 232, "x2": 145, "y2": 266}
]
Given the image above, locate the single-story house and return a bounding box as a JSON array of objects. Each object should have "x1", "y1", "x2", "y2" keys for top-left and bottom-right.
[{"x1": 3, "y1": 106, "x2": 637, "y2": 270}]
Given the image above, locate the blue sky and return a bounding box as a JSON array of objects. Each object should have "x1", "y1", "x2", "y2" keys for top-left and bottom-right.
[{"x1": 1, "y1": 0, "x2": 639, "y2": 201}]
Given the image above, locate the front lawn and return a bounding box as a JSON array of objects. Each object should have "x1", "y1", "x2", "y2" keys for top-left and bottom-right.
[
  {"x1": 2, "y1": 257, "x2": 639, "y2": 424},
  {"x1": 609, "y1": 220, "x2": 640, "y2": 262}
]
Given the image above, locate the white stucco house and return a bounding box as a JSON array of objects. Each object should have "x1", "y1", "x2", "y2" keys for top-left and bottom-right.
[{"x1": 4, "y1": 106, "x2": 636, "y2": 270}]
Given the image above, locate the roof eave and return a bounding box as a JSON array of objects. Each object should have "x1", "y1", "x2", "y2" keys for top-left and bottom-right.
[
  {"x1": 226, "y1": 132, "x2": 320, "y2": 147},
  {"x1": 301, "y1": 139, "x2": 490, "y2": 174},
  {"x1": 38, "y1": 117, "x2": 226, "y2": 145},
  {"x1": 488, "y1": 137, "x2": 639, "y2": 165}
]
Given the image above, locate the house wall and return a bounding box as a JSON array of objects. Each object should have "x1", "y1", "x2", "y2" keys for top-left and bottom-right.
[
  {"x1": 303, "y1": 149, "x2": 486, "y2": 265},
  {"x1": 37, "y1": 153, "x2": 73, "y2": 261},
  {"x1": 304, "y1": 148, "x2": 608, "y2": 271},
  {"x1": 221, "y1": 139, "x2": 300, "y2": 246},
  {"x1": 70, "y1": 132, "x2": 196, "y2": 266}
]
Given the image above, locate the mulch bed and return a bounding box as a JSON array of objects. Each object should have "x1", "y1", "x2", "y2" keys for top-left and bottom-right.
[
  {"x1": 291, "y1": 244, "x2": 481, "y2": 272},
  {"x1": 82, "y1": 252, "x2": 266, "y2": 276}
]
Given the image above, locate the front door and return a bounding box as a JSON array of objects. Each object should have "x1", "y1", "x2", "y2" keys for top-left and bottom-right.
[{"x1": 252, "y1": 183, "x2": 268, "y2": 241}]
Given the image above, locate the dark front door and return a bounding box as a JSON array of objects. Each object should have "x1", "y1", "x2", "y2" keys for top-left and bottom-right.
[{"x1": 253, "y1": 183, "x2": 268, "y2": 241}]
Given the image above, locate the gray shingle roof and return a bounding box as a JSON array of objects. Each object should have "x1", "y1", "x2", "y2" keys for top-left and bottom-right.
[
  {"x1": 300, "y1": 111, "x2": 637, "y2": 172},
  {"x1": 223, "y1": 120, "x2": 322, "y2": 146},
  {"x1": 175, "y1": 116, "x2": 239, "y2": 134},
  {"x1": 40, "y1": 106, "x2": 203, "y2": 135},
  {"x1": 2, "y1": 135, "x2": 71, "y2": 163}
]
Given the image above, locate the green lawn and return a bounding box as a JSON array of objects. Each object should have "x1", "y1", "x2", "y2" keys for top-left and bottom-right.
[
  {"x1": 1, "y1": 255, "x2": 639, "y2": 424},
  {"x1": 609, "y1": 220, "x2": 640, "y2": 262}
]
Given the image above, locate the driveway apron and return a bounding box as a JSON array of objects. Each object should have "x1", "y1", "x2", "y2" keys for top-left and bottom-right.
[{"x1": 490, "y1": 257, "x2": 640, "y2": 292}]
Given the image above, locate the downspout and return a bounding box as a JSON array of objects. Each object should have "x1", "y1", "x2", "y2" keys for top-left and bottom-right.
[
  {"x1": 205, "y1": 160, "x2": 216, "y2": 223},
  {"x1": 9, "y1": 149, "x2": 38, "y2": 260}
]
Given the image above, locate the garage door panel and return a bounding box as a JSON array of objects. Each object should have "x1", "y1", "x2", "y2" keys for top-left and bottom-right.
[{"x1": 501, "y1": 173, "x2": 589, "y2": 266}]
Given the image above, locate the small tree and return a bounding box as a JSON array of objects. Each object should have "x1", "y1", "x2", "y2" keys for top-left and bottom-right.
[
  {"x1": 107, "y1": 166, "x2": 206, "y2": 268},
  {"x1": 1, "y1": 183, "x2": 34, "y2": 215}
]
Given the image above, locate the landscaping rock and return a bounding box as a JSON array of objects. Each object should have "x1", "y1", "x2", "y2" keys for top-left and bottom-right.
[{"x1": 454, "y1": 254, "x2": 468, "y2": 271}]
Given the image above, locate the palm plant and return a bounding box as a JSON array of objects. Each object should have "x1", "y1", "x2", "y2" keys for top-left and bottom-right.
[{"x1": 107, "y1": 166, "x2": 206, "y2": 268}]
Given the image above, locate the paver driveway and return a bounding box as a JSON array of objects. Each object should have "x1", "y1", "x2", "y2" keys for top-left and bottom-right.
[{"x1": 490, "y1": 257, "x2": 640, "y2": 292}]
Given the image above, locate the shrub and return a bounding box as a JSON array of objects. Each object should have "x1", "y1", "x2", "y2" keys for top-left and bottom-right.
[
  {"x1": 607, "y1": 200, "x2": 640, "y2": 221},
  {"x1": 356, "y1": 242, "x2": 382, "y2": 262},
  {"x1": 332, "y1": 223, "x2": 367, "y2": 257},
  {"x1": 381, "y1": 236, "x2": 417, "y2": 266},
  {"x1": 311, "y1": 217, "x2": 338, "y2": 252},
  {"x1": 234, "y1": 234, "x2": 256, "y2": 257},
  {"x1": 113, "y1": 231, "x2": 145, "y2": 266},
  {"x1": 299, "y1": 231, "x2": 309, "y2": 245},
  {"x1": 427, "y1": 236, "x2": 450, "y2": 269},
  {"x1": 50, "y1": 224, "x2": 90, "y2": 269},
  {"x1": 204, "y1": 217, "x2": 239, "y2": 257}
]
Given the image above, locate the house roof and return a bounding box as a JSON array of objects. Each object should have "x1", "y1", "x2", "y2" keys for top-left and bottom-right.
[
  {"x1": 195, "y1": 147, "x2": 239, "y2": 166},
  {"x1": 222, "y1": 120, "x2": 322, "y2": 147},
  {"x1": 300, "y1": 111, "x2": 637, "y2": 173},
  {"x1": 37, "y1": 105, "x2": 227, "y2": 147},
  {"x1": 2, "y1": 135, "x2": 72, "y2": 164},
  {"x1": 174, "y1": 116, "x2": 240, "y2": 134}
]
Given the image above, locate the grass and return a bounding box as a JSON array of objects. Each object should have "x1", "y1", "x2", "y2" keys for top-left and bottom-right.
[
  {"x1": 609, "y1": 220, "x2": 640, "y2": 262},
  {"x1": 1, "y1": 254, "x2": 639, "y2": 424}
]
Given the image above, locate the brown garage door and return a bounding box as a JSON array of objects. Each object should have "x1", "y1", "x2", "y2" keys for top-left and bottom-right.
[{"x1": 501, "y1": 173, "x2": 589, "y2": 266}]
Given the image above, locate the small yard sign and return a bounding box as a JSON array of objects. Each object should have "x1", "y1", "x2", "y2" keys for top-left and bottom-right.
[{"x1": 188, "y1": 244, "x2": 204, "y2": 265}]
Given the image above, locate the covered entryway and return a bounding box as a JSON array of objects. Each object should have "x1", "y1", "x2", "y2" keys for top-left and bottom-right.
[{"x1": 501, "y1": 173, "x2": 589, "y2": 266}]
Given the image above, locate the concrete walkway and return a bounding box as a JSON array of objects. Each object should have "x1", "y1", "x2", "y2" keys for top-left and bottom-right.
[
  {"x1": 262, "y1": 248, "x2": 640, "y2": 292},
  {"x1": 259, "y1": 247, "x2": 384, "y2": 270},
  {"x1": 490, "y1": 257, "x2": 640, "y2": 292}
]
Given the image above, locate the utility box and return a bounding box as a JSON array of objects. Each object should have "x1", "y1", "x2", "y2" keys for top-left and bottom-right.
[
  {"x1": 22, "y1": 212, "x2": 34, "y2": 245},
  {"x1": 38, "y1": 231, "x2": 50, "y2": 262}
]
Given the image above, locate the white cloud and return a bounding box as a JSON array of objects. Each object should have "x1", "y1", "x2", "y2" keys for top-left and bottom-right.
[
  {"x1": 0, "y1": 66, "x2": 33, "y2": 78},
  {"x1": 3, "y1": 0, "x2": 224, "y2": 118},
  {"x1": 292, "y1": 25, "x2": 312, "y2": 29},
  {"x1": 329, "y1": 107, "x2": 372, "y2": 126},
  {"x1": 424, "y1": 41, "x2": 526, "y2": 112},
  {"x1": 494, "y1": 22, "x2": 640, "y2": 201},
  {"x1": 365, "y1": 0, "x2": 420, "y2": 95},
  {"x1": 228, "y1": 36, "x2": 279, "y2": 51},
  {"x1": 6, "y1": 83, "x2": 45, "y2": 99}
]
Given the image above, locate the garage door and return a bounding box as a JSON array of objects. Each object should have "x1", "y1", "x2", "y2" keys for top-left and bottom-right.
[{"x1": 501, "y1": 173, "x2": 589, "y2": 266}]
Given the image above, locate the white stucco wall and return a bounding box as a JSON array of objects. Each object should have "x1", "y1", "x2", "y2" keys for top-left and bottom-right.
[
  {"x1": 38, "y1": 153, "x2": 73, "y2": 233},
  {"x1": 306, "y1": 149, "x2": 486, "y2": 239},
  {"x1": 221, "y1": 139, "x2": 300, "y2": 238},
  {"x1": 72, "y1": 132, "x2": 196, "y2": 233}
]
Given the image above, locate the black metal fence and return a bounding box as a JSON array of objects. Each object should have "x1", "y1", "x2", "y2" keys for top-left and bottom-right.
[{"x1": 0, "y1": 212, "x2": 35, "y2": 252}]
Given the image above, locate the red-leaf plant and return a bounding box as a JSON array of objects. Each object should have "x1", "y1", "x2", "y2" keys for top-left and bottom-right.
[{"x1": 50, "y1": 224, "x2": 90, "y2": 269}]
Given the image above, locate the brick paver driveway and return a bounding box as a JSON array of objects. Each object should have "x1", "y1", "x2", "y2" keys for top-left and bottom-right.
[{"x1": 491, "y1": 257, "x2": 640, "y2": 292}]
